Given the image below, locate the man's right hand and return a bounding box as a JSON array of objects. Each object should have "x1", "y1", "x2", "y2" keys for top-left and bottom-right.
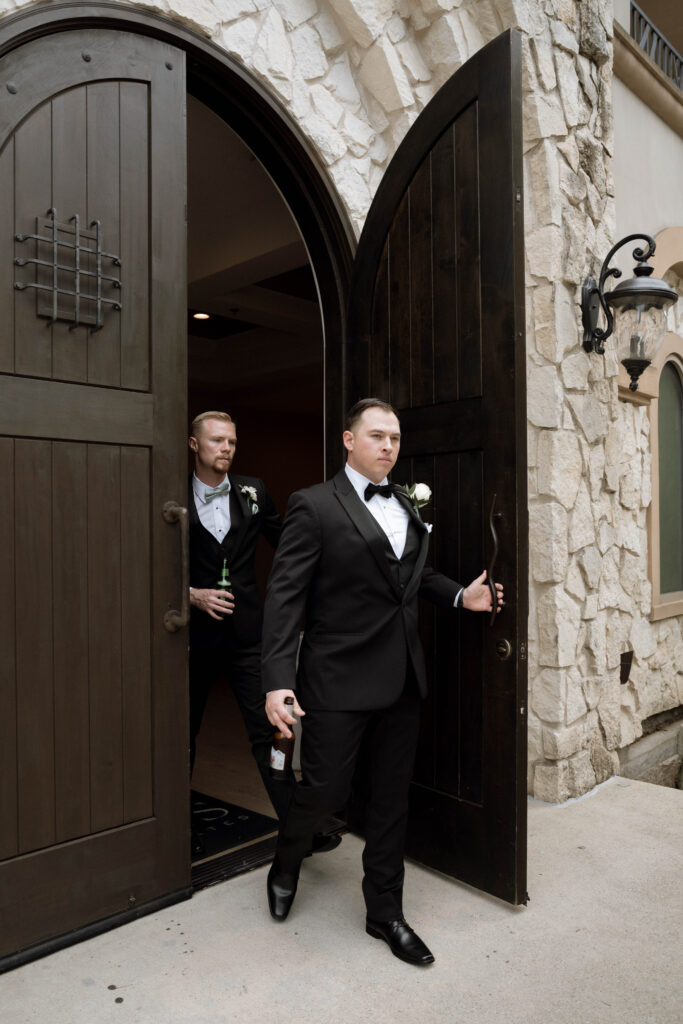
[
  {"x1": 265, "y1": 689, "x2": 305, "y2": 738},
  {"x1": 189, "y1": 587, "x2": 235, "y2": 620}
]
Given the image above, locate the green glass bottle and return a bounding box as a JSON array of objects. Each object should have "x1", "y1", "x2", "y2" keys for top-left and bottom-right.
[{"x1": 216, "y1": 558, "x2": 232, "y2": 612}]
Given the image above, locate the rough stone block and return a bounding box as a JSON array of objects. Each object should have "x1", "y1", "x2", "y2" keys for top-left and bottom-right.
[
  {"x1": 527, "y1": 224, "x2": 564, "y2": 281},
  {"x1": 550, "y1": 16, "x2": 579, "y2": 53},
  {"x1": 359, "y1": 36, "x2": 414, "y2": 111},
  {"x1": 534, "y1": 282, "x2": 579, "y2": 362},
  {"x1": 524, "y1": 92, "x2": 567, "y2": 141},
  {"x1": 590, "y1": 737, "x2": 618, "y2": 783},
  {"x1": 579, "y1": 0, "x2": 610, "y2": 66},
  {"x1": 543, "y1": 719, "x2": 586, "y2": 760},
  {"x1": 313, "y1": 8, "x2": 345, "y2": 49},
  {"x1": 569, "y1": 479, "x2": 596, "y2": 553},
  {"x1": 630, "y1": 615, "x2": 657, "y2": 661},
  {"x1": 421, "y1": 11, "x2": 467, "y2": 71},
  {"x1": 396, "y1": 37, "x2": 431, "y2": 83},
  {"x1": 566, "y1": 557, "x2": 586, "y2": 601},
  {"x1": 537, "y1": 430, "x2": 582, "y2": 509},
  {"x1": 555, "y1": 49, "x2": 581, "y2": 128},
  {"x1": 538, "y1": 585, "x2": 582, "y2": 667},
  {"x1": 567, "y1": 749, "x2": 597, "y2": 796},
  {"x1": 566, "y1": 666, "x2": 588, "y2": 724},
  {"x1": 215, "y1": 0, "x2": 259, "y2": 22},
  {"x1": 533, "y1": 761, "x2": 570, "y2": 803},
  {"x1": 253, "y1": 7, "x2": 293, "y2": 82},
  {"x1": 532, "y1": 667, "x2": 566, "y2": 722},
  {"x1": 527, "y1": 364, "x2": 564, "y2": 428},
  {"x1": 531, "y1": 37, "x2": 556, "y2": 91},
  {"x1": 577, "y1": 544, "x2": 601, "y2": 589},
  {"x1": 290, "y1": 23, "x2": 329, "y2": 78},
  {"x1": 220, "y1": 16, "x2": 260, "y2": 61},
  {"x1": 327, "y1": 0, "x2": 393, "y2": 48},
  {"x1": 273, "y1": 0, "x2": 318, "y2": 30},
  {"x1": 527, "y1": 140, "x2": 562, "y2": 227},
  {"x1": 326, "y1": 56, "x2": 363, "y2": 105},
  {"x1": 342, "y1": 110, "x2": 376, "y2": 155},
  {"x1": 529, "y1": 501, "x2": 569, "y2": 583},
  {"x1": 567, "y1": 392, "x2": 608, "y2": 444},
  {"x1": 582, "y1": 593, "x2": 598, "y2": 620},
  {"x1": 311, "y1": 83, "x2": 344, "y2": 125}
]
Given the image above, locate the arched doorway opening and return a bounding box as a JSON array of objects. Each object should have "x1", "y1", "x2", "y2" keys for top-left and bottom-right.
[{"x1": 185, "y1": 94, "x2": 329, "y2": 871}]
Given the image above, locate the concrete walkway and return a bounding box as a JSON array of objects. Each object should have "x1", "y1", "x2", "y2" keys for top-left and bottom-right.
[{"x1": 2, "y1": 777, "x2": 682, "y2": 1024}]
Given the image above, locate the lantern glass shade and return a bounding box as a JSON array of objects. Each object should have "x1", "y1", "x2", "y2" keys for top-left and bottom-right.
[{"x1": 612, "y1": 303, "x2": 668, "y2": 365}]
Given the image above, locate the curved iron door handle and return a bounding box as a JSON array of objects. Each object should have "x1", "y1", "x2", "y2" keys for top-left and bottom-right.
[
  {"x1": 487, "y1": 493, "x2": 501, "y2": 627},
  {"x1": 163, "y1": 500, "x2": 190, "y2": 632}
]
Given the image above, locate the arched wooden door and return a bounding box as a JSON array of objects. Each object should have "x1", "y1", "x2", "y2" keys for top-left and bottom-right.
[
  {"x1": 0, "y1": 28, "x2": 189, "y2": 964},
  {"x1": 347, "y1": 30, "x2": 528, "y2": 904}
]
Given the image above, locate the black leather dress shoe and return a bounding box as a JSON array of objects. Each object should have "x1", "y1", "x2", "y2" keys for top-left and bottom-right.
[
  {"x1": 366, "y1": 917, "x2": 435, "y2": 966},
  {"x1": 267, "y1": 861, "x2": 298, "y2": 921},
  {"x1": 308, "y1": 832, "x2": 342, "y2": 855}
]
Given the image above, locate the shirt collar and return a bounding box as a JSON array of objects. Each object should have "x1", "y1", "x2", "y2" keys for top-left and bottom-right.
[
  {"x1": 193, "y1": 472, "x2": 230, "y2": 505},
  {"x1": 344, "y1": 463, "x2": 388, "y2": 503}
]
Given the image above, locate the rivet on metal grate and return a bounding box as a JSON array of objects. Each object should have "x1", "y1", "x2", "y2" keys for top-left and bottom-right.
[{"x1": 14, "y1": 207, "x2": 121, "y2": 331}]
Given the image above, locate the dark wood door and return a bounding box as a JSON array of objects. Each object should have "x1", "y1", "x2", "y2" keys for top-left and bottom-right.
[
  {"x1": 347, "y1": 30, "x2": 528, "y2": 904},
  {"x1": 0, "y1": 28, "x2": 189, "y2": 961}
]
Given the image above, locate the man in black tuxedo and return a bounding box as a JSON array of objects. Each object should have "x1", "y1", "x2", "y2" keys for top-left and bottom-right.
[
  {"x1": 262, "y1": 398, "x2": 502, "y2": 966},
  {"x1": 188, "y1": 410, "x2": 288, "y2": 829}
]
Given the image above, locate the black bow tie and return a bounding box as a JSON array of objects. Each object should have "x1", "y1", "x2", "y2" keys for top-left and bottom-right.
[{"x1": 364, "y1": 482, "x2": 394, "y2": 501}]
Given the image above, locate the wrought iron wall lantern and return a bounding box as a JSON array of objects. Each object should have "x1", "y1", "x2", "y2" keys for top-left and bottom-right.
[{"x1": 581, "y1": 234, "x2": 678, "y2": 391}]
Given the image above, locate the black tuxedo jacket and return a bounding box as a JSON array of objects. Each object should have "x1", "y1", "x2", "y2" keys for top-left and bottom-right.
[
  {"x1": 261, "y1": 468, "x2": 461, "y2": 710},
  {"x1": 189, "y1": 473, "x2": 281, "y2": 649}
]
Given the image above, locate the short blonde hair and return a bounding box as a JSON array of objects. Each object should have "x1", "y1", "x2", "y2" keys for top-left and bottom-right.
[{"x1": 190, "y1": 410, "x2": 234, "y2": 437}]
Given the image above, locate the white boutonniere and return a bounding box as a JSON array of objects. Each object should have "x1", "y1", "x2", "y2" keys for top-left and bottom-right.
[
  {"x1": 239, "y1": 484, "x2": 259, "y2": 515},
  {"x1": 397, "y1": 482, "x2": 433, "y2": 531}
]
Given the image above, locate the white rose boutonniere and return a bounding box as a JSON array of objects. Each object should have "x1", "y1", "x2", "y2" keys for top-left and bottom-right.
[
  {"x1": 397, "y1": 482, "x2": 433, "y2": 530},
  {"x1": 239, "y1": 484, "x2": 259, "y2": 515}
]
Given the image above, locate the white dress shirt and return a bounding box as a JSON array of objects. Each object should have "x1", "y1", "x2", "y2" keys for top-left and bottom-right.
[
  {"x1": 345, "y1": 463, "x2": 464, "y2": 607},
  {"x1": 193, "y1": 473, "x2": 231, "y2": 542},
  {"x1": 345, "y1": 463, "x2": 409, "y2": 558}
]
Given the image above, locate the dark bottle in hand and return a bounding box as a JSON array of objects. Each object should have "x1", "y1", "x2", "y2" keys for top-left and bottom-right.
[{"x1": 270, "y1": 696, "x2": 295, "y2": 778}]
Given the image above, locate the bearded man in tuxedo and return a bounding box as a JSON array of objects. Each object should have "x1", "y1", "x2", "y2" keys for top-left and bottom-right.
[{"x1": 261, "y1": 398, "x2": 503, "y2": 966}]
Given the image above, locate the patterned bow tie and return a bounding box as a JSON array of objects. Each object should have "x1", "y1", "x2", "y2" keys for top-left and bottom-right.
[
  {"x1": 204, "y1": 482, "x2": 230, "y2": 502},
  {"x1": 364, "y1": 482, "x2": 394, "y2": 501}
]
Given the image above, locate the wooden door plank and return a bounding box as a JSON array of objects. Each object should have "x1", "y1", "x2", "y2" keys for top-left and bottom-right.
[
  {"x1": 15, "y1": 439, "x2": 55, "y2": 854},
  {"x1": 121, "y1": 446, "x2": 153, "y2": 823},
  {"x1": 52, "y1": 442, "x2": 91, "y2": 842},
  {"x1": 120, "y1": 82, "x2": 150, "y2": 393},
  {"x1": 0, "y1": 438, "x2": 18, "y2": 860},
  {"x1": 454, "y1": 101, "x2": 482, "y2": 400},
  {"x1": 432, "y1": 126, "x2": 458, "y2": 404},
  {"x1": 408, "y1": 156, "x2": 434, "y2": 407},
  {"x1": 14, "y1": 103, "x2": 52, "y2": 380},
  {"x1": 369, "y1": 249, "x2": 390, "y2": 402},
  {"x1": 86, "y1": 82, "x2": 121, "y2": 387},
  {"x1": 388, "y1": 196, "x2": 411, "y2": 408},
  {"x1": 0, "y1": 375, "x2": 153, "y2": 445},
  {"x1": 0, "y1": 139, "x2": 14, "y2": 374},
  {"x1": 87, "y1": 443, "x2": 124, "y2": 832},
  {"x1": 51, "y1": 88, "x2": 89, "y2": 383}
]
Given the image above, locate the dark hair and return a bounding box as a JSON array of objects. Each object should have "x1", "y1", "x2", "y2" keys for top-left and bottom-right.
[{"x1": 345, "y1": 398, "x2": 398, "y2": 432}]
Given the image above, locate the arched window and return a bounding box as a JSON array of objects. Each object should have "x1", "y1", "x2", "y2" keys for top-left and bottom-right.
[{"x1": 658, "y1": 361, "x2": 683, "y2": 594}]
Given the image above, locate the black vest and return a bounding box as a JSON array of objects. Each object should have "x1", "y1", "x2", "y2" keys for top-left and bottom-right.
[
  {"x1": 363, "y1": 504, "x2": 422, "y2": 589},
  {"x1": 189, "y1": 486, "x2": 242, "y2": 589}
]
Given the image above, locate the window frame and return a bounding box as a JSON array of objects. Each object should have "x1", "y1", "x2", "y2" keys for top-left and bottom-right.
[{"x1": 620, "y1": 337, "x2": 683, "y2": 620}]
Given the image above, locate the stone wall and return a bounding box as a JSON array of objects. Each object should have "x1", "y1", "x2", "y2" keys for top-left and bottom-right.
[{"x1": 2, "y1": 0, "x2": 678, "y2": 800}]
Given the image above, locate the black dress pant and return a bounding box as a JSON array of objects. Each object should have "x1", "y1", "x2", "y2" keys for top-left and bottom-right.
[
  {"x1": 275, "y1": 677, "x2": 421, "y2": 921},
  {"x1": 189, "y1": 642, "x2": 293, "y2": 822}
]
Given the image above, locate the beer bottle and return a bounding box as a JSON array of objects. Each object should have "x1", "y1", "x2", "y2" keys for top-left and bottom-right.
[
  {"x1": 216, "y1": 558, "x2": 232, "y2": 613},
  {"x1": 270, "y1": 697, "x2": 295, "y2": 778}
]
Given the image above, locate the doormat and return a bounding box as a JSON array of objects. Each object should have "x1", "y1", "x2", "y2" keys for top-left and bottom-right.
[{"x1": 191, "y1": 790, "x2": 277, "y2": 863}]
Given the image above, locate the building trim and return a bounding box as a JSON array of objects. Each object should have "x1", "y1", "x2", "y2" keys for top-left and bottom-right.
[{"x1": 613, "y1": 20, "x2": 683, "y2": 139}]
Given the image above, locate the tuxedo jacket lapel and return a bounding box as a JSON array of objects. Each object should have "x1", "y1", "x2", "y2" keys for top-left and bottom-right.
[
  {"x1": 333, "y1": 470, "x2": 403, "y2": 598},
  {"x1": 227, "y1": 477, "x2": 250, "y2": 558}
]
